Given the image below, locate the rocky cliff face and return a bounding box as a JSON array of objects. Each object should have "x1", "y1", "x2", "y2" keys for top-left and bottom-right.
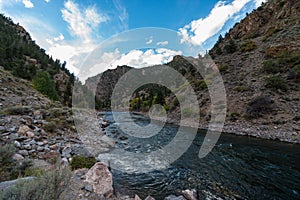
[{"x1": 87, "y1": 0, "x2": 299, "y2": 142}]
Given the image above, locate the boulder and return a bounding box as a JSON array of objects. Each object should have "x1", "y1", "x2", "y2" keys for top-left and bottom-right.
[
  {"x1": 17, "y1": 125, "x2": 32, "y2": 135},
  {"x1": 182, "y1": 189, "x2": 198, "y2": 200},
  {"x1": 85, "y1": 162, "x2": 113, "y2": 198},
  {"x1": 135, "y1": 194, "x2": 142, "y2": 200},
  {"x1": 0, "y1": 177, "x2": 35, "y2": 191}
]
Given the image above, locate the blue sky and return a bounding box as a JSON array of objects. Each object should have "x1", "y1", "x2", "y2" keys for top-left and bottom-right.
[{"x1": 0, "y1": 0, "x2": 266, "y2": 77}]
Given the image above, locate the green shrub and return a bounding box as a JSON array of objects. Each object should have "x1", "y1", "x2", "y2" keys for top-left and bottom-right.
[
  {"x1": 265, "y1": 75, "x2": 288, "y2": 91},
  {"x1": 1, "y1": 166, "x2": 71, "y2": 200},
  {"x1": 163, "y1": 103, "x2": 170, "y2": 111},
  {"x1": 224, "y1": 39, "x2": 237, "y2": 53},
  {"x1": 0, "y1": 144, "x2": 32, "y2": 181},
  {"x1": 240, "y1": 41, "x2": 257, "y2": 52},
  {"x1": 70, "y1": 156, "x2": 96, "y2": 170},
  {"x1": 42, "y1": 121, "x2": 56, "y2": 133},
  {"x1": 234, "y1": 86, "x2": 251, "y2": 92},
  {"x1": 261, "y1": 60, "x2": 280, "y2": 74},
  {"x1": 12, "y1": 64, "x2": 36, "y2": 80},
  {"x1": 3, "y1": 106, "x2": 33, "y2": 115},
  {"x1": 288, "y1": 64, "x2": 300, "y2": 79},
  {"x1": 196, "y1": 80, "x2": 208, "y2": 90},
  {"x1": 0, "y1": 144, "x2": 16, "y2": 181},
  {"x1": 246, "y1": 96, "x2": 274, "y2": 118},
  {"x1": 218, "y1": 65, "x2": 228, "y2": 73},
  {"x1": 229, "y1": 112, "x2": 240, "y2": 121},
  {"x1": 24, "y1": 167, "x2": 45, "y2": 177},
  {"x1": 215, "y1": 46, "x2": 222, "y2": 55}
]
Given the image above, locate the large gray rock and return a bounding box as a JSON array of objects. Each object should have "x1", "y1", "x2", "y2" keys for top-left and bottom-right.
[
  {"x1": 84, "y1": 162, "x2": 113, "y2": 198},
  {"x1": 0, "y1": 177, "x2": 35, "y2": 191}
]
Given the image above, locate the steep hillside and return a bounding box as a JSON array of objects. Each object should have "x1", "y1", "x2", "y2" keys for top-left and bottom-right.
[
  {"x1": 0, "y1": 14, "x2": 74, "y2": 106},
  {"x1": 87, "y1": 0, "x2": 299, "y2": 143},
  {"x1": 208, "y1": 0, "x2": 300, "y2": 141}
]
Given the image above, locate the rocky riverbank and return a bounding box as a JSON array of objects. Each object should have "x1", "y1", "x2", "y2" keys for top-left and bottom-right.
[{"x1": 133, "y1": 111, "x2": 300, "y2": 144}]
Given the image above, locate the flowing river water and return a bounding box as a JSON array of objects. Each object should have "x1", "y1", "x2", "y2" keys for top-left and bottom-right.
[{"x1": 98, "y1": 112, "x2": 300, "y2": 199}]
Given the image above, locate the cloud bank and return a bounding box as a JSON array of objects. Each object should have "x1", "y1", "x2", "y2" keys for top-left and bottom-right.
[{"x1": 179, "y1": 0, "x2": 253, "y2": 46}]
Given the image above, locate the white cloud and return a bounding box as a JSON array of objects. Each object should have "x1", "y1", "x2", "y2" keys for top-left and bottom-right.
[
  {"x1": 45, "y1": 0, "x2": 50, "y2": 3},
  {"x1": 61, "y1": 0, "x2": 108, "y2": 43},
  {"x1": 78, "y1": 48, "x2": 182, "y2": 81},
  {"x1": 156, "y1": 41, "x2": 168, "y2": 46},
  {"x1": 179, "y1": 0, "x2": 252, "y2": 46},
  {"x1": 48, "y1": 41, "x2": 96, "y2": 76},
  {"x1": 146, "y1": 39, "x2": 153, "y2": 44},
  {"x1": 46, "y1": 33, "x2": 64, "y2": 45},
  {"x1": 112, "y1": 0, "x2": 128, "y2": 30},
  {"x1": 255, "y1": 0, "x2": 267, "y2": 7},
  {"x1": 114, "y1": 48, "x2": 182, "y2": 69},
  {"x1": 22, "y1": 0, "x2": 34, "y2": 8},
  {"x1": 54, "y1": 33, "x2": 64, "y2": 42}
]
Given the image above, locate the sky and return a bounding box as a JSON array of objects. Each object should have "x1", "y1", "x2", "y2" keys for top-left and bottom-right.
[{"x1": 0, "y1": 0, "x2": 267, "y2": 80}]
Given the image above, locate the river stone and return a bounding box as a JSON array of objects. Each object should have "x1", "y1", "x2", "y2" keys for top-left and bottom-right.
[
  {"x1": 14, "y1": 141, "x2": 21, "y2": 148},
  {"x1": 62, "y1": 147, "x2": 72, "y2": 158},
  {"x1": 0, "y1": 126, "x2": 6, "y2": 133},
  {"x1": 145, "y1": 196, "x2": 156, "y2": 200},
  {"x1": 37, "y1": 146, "x2": 44, "y2": 151},
  {"x1": 164, "y1": 195, "x2": 186, "y2": 200},
  {"x1": 19, "y1": 150, "x2": 29, "y2": 156},
  {"x1": 85, "y1": 162, "x2": 113, "y2": 198},
  {"x1": 17, "y1": 125, "x2": 32, "y2": 135},
  {"x1": 28, "y1": 149, "x2": 36, "y2": 154},
  {"x1": 9, "y1": 126, "x2": 17, "y2": 132},
  {"x1": 85, "y1": 184, "x2": 93, "y2": 192},
  {"x1": 182, "y1": 189, "x2": 198, "y2": 200},
  {"x1": 37, "y1": 142, "x2": 44, "y2": 146},
  {"x1": 27, "y1": 131, "x2": 35, "y2": 138},
  {"x1": 12, "y1": 153, "x2": 24, "y2": 161},
  {"x1": 9, "y1": 133, "x2": 19, "y2": 141},
  {"x1": 24, "y1": 144, "x2": 31, "y2": 150}
]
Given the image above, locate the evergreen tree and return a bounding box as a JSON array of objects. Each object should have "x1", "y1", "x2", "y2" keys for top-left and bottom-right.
[{"x1": 32, "y1": 71, "x2": 59, "y2": 101}]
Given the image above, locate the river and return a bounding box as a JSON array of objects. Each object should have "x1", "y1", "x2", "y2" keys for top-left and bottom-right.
[{"x1": 98, "y1": 112, "x2": 300, "y2": 199}]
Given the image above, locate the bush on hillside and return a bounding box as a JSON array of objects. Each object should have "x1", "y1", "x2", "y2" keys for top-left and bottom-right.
[
  {"x1": 246, "y1": 96, "x2": 274, "y2": 118},
  {"x1": 32, "y1": 71, "x2": 59, "y2": 101},
  {"x1": 224, "y1": 39, "x2": 237, "y2": 54},
  {"x1": 265, "y1": 75, "x2": 288, "y2": 91},
  {"x1": 70, "y1": 156, "x2": 96, "y2": 170},
  {"x1": 261, "y1": 60, "x2": 280, "y2": 74}
]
